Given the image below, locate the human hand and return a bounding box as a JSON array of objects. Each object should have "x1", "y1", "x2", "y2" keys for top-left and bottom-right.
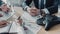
[
  {"x1": 29, "y1": 7, "x2": 40, "y2": 16},
  {"x1": 0, "y1": 20, "x2": 8, "y2": 27}
]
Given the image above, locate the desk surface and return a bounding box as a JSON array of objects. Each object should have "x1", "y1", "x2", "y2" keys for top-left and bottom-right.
[
  {"x1": 14, "y1": 7, "x2": 60, "y2": 34},
  {"x1": 37, "y1": 24, "x2": 60, "y2": 34}
]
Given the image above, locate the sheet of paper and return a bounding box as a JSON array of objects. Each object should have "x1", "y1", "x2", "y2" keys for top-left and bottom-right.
[
  {"x1": 25, "y1": 23, "x2": 42, "y2": 34},
  {"x1": 9, "y1": 22, "x2": 25, "y2": 34}
]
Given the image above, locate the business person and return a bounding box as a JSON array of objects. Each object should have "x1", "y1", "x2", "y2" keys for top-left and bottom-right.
[
  {"x1": 22, "y1": 0, "x2": 59, "y2": 30},
  {"x1": 22, "y1": 0, "x2": 58, "y2": 13}
]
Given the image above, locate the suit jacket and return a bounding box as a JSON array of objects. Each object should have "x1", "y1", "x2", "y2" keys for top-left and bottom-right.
[
  {"x1": 25, "y1": 0, "x2": 44, "y2": 9},
  {"x1": 0, "y1": 0, "x2": 3, "y2": 6},
  {"x1": 22, "y1": 0, "x2": 58, "y2": 14},
  {"x1": 0, "y1": 0, "x2": 4, "y2": 6},
  {"x1": 46, "y1": 0, "x2": 58, "y2": 14}
]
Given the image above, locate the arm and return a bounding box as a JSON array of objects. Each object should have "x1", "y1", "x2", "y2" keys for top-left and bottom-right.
[
  {"x1": 42, "y1": 0, "x2": 58, "y2": 14},
  {"x1": 46, "y1": 0, "x2": 58, "y2": 14},
  {"x1": 47, "y1": 0, "x2": 58, "y2": 9}
]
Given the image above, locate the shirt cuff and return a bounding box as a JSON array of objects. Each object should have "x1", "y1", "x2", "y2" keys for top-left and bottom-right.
[
  {"x1": 42, "y1": 8, "x2": 50, "y2": 14},
  {"x1": 24, "y1": 6, "x2": 29, "y2": 11},
  {"x1": 24, "y1": 6, "x2": 31, "y2": 13}
]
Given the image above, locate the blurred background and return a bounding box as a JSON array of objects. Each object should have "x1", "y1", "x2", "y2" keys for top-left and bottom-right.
[
  {"x1": 1, "y1": 0, "x2": 60, "y2": 34},
  {"x1": 3, "y1": 0, "x2": 25, "y2": 7}
]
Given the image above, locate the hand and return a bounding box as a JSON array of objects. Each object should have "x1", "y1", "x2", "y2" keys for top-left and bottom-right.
[
  {"x1": 0, "y1": 20, "x2": 8, "y2": 26},
  {"x1": 1, "y1": 4, "x2": 10, "y2": 13},
  {"x1": 29, "y1": 7, "x2": 40, "y2": 16}
]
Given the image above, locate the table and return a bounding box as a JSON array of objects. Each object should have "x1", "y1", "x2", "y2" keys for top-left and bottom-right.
[{"x1": 8, "y1": 7, "x2": 60, "y2": 34}]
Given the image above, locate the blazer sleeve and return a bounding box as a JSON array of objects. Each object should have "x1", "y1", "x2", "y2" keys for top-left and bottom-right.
[{"x1": 46, "y1": 0, "x2": 58, "y2": 14}]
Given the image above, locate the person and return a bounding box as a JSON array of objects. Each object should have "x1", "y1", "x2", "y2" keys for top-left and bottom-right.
[
  {"x1": 22, "y1": 0, "x2": 58, "y2": 31},
  {"x1": 22, "y1": 0, "x2": 58, "y2": 14}
]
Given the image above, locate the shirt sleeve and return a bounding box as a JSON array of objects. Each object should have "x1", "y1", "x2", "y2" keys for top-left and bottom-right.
[{"x1": 42, "y1": 8, "x2": 50, "y2": 14}]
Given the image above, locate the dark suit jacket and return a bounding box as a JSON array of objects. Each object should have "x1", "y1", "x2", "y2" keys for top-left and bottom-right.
[
  {"x1": 25, "y1": 0, "x2": 44, "y2": 9},
  {"x1": 24, "y1": 0, "x2": 58, "y2": 14},
  {"x1": 46, "y1": 0, "x2": 58, "y2": 14},
  {"x1": 0, "y1": 0, "x2": 3, "y2": 6}
]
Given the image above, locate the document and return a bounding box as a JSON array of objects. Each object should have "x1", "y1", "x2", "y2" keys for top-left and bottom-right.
[{"x1": 25, "y1": 23, "x2": 42, "y2": 34}]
